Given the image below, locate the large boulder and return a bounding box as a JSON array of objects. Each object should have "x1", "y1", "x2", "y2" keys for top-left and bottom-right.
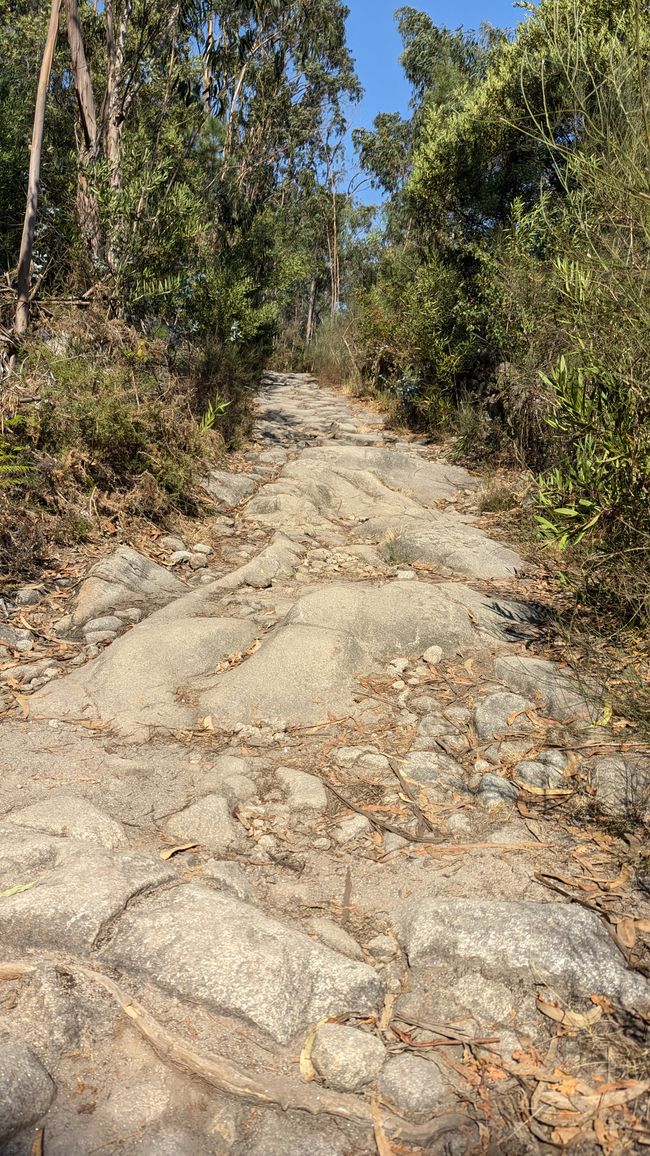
[
  {"x1": 57, "y1": 546, "x2": 185, "y2": 636},
  {"x1": 102, "y1": 884, "x2": 384, "y2": 1043},
  {"x1": 398, "y1": 897, "x2": 650, "y2": 1011}
]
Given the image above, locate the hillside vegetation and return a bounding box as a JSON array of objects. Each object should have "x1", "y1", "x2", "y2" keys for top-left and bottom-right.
[{"x1": 314, "y1": 0, "x2": 649, "y2": 638}]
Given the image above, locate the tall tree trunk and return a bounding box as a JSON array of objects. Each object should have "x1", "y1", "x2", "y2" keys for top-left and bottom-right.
[
  {"x1": 65, "y1": 0, "x2": 102, "y2": 263},
  {"x1": 13, "y1": 0, "x2": 62, "y2": 347},
  {"x1": 305, "y1": 274, "x2": 317, "y2": 344},
  {"x1": 330, "y1": 179, "x2": 340, "y2": 315}
]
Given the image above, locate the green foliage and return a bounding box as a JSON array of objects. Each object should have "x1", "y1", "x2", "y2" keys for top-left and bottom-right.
[
  {"x1": 22, "y1": 332, "x2": 212, "y2": 513},
  {"x1": 0, "y1": 422, "x2": 33, "y2": 489},
  {"x1": 199, "y1": 394, "x2": 231, "y2": 433},
  {"x1": 348, "y1": 0, "x2": 649, "y2": 624}
]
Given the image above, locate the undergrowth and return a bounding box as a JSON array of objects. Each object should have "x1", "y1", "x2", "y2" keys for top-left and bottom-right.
[{"x1": 0, "y1": 308, "x2": 256, "y2": 582}]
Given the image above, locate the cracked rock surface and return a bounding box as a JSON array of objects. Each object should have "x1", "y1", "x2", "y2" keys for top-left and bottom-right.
[{"x1": 1, "y1": 371, "x2": 648, "y2": 1155}]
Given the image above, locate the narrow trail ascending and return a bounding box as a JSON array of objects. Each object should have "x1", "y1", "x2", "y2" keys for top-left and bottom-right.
[{"x1": 0, "y1": 372, "x2": 648, "y2": 1155}]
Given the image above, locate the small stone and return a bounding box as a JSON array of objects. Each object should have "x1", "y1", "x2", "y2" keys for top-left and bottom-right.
[
  {"x1": 477, "y1": 773, "x2": 519, "y2": 808},
  {"x1": 475, "y1": 692, "x2": 529, "y2": 741},
  {"x1": 257, "y1": 833, "x2": 277, "y2": 851},
  {"x1": 400, "y1": 750, "x2": 466, "y2": 800},
  {"x1": 396, "y1": 570, "x2": 416, "y2": 580},
  {"x1": 193, "y1": 543, "x2": 213, "y2": 555},
  {"x1": 307, "y1": 917, "x2": 364, "y2": 961},
  {"x1": 103, "y1": 884, "x2": 384, "y2": 1045},
  {"x1": 189, "y1": 554, "x2": 208, "y2": 570},
  {"x1": 378, "y1": 1054, "x2": 448, "y2": 1119},
  {"x1": 165, "y1": 795, "x2": 242, "y2": 854},
  {"x1": 389, "y1": 658, "x2": 409, "y2": 673},
  {"x1": 358, "y1": 752, "x2": 390, "y2": 774},
  {"x1": 382, "y1": 832, "x2": 408, "y2": 853},
  {"x1": 392, "y1": 679, "x2": 406, "y2": 690},
  {"x1": 0, "y1": 1043, "x2": 55, "y2": 1143},
  {"x1": 0, "y1": 624, "x2": 21, "y2": 646},
  {"x1": 170, "y1": 550, "x2": 192, "y2": 564},
  {"x1": 115, "y1": 606, "x2": 143, "y2": 623},
  {"x1": 14, "y1": 586, "x2": 43, "y2": 606},
  {"x1": 446, "y1": 705, "x2": 472, "y2": 726},
  {"x1": 312, "y1": 837, "x2": 331, "y2": 850},
  {"x1": 158, "y1": 535, "x2": 186, "y2": 552},
  {"x1": 367, "y1": 934, "x2": 398, "y2": 961},
  {"x1": 332, "y1": 814, "x2": 371, "y2": 843},
  {"x1": 84, "y1": 630, "x2": 116, "y2": 645},
  {"x1": 422, "y1": 645, "x2": 443, "y2": 666},
  {"x1": 203, "y1": 860, "x2": 254, "y2": 902},
  {"x1": 539, "y1": 748, "x2": 567, "y2": 770},
  {"x1": 83, "y1": 615, "x2": 123, "y2": 634},
  {"x1": 494, "y1": 655, "x2": 592, "y2": 722},
  {"x1": 85, "y1": 643, "x2": 100, "y2": 658},
  {"x1": 515, "y1": 760, "x2": 565, "y2": 790},
  {"x1": 311, "y1": 1024, "x2": 386, "y2": 1092},
  {"x1": 14, "y1": 638, "x2": 34, "y2": 653},
  {"x1": 277, "y1": 767, "x2": 328, "y2": 811},
  {"x1": 446, "y1": 812, "x2": 473, "y2": 835},
  {"x1": 590, "y1": 756, "x2": 642, "y2": 820}
]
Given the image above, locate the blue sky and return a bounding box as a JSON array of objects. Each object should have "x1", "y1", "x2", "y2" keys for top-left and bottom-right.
[{"x1": 343, "y1": 0, "x2": 523, "y2": 197}]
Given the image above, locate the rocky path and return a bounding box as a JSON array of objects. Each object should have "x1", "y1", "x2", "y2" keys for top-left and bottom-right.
[{"x1": 1, "y1": 372, "x2": 648, "y2": 1154}]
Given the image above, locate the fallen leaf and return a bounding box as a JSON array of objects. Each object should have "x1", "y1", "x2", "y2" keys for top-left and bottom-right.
[
  {"x1": 379, "y1": 993, "x2": 396, "y2": 1033},
  {"x1": 595, "y1": 701, "x2": 613, "y2": 727},
  {"x1": 11, "y1": 692, "x2": 30, "y2": 719},
  {"x1": 615, "y1": 917, "x2": 637, "y2": 950},
  {"x1": 590, "y1": 994, "x2": 615, "y2": 1015},
  {"x1": 0, "y1": 880, "x2": 37, "y2": 899},
  {"x1": 31, "y1": 1130, "x2": 44, "y2": 1156},
  {"x1": 299, "y1": 1017, "x2": 329, "y2": 1082},
  {"x1": 536, "y1": 995, "x2": 602, "y2": 1030},
  {"x1": 159, "y1": 843, "x2": 199, "y2": 861},
  {"x1": 514, "y1": 780, "x2": 573, "y2": 797}
]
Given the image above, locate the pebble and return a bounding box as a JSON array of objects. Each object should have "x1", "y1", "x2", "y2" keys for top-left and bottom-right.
[
  {"x1": 277, "y1": 767, "x2": 328, "y2": 811},
  {"x1": 14, "y1": 638, "x2": 34, "y2": 653},
  {"x1": 84, "y1": 630, "x2": 116, "y2": 645},
  {"x1": 115, "y1": 606, "x2": 143, "y2": 623},
  {"x1": 159, "y1": 535, "x2": 186, "y2": 552},
  {"x1": 332, "y1": 814, "x2": 371, "y2": 843},
  {"x1": 86, "y1": 644, "x2": 101, "y2": 658},
  {"x1": 396, "y1": 570, "x2": 416, "y2": 580},
  {"x1": 170, "y1": 550, "x2": 193, "y2": 564},
  {"x1": 83, "y1": 615, "x2": 123, "y2": 634},
  {"x1": 307, "y1": 917, "x2": 364, "y2": 961},
  {"x1": 477, "y1": 773, "x2": 519, "y2": 808},
  {"x1": 189, "y1": 554, "x2": 208, "y2": 569},
  {"x1": 367, "y1": 934, "x2": 398, "y2": 961},
  {"x1": 192, "y1": 543, "x2": 213, "y2": 555},
  {"x1": 383, "y1": 832, "x2": 408, "y2": 853},
  {"x1": 14, "y1": 587, "x2": 43, "y2": 606},
  {"x1": 378, "y1": 1054, "x2": 449, "y2": 1118},
  {"x1": 422, "y1": 645, "x2": 443, "y2": 665},
  {"x1": 311, "y1": 1024, "x2": 386, "y2": 1092}
]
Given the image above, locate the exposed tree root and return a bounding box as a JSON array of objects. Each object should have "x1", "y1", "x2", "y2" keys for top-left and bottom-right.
[{"x1": 1, "y1": 959, "x2": 479, "y2": 1149}]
